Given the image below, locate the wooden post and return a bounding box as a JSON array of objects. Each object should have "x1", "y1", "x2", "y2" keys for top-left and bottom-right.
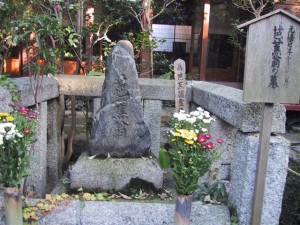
[
  {"x1": 250, "y1": 103, "x2": 274, "y2": 225},
  {"x1": 199, "y1": 0, "x2": 210, "y2": 81},
  {"x1": 174, "y1": 59, "x2": 188, "y2": 113},
  {"x1": 188, "y1": 0, "x2": 197, "y2": 74}
]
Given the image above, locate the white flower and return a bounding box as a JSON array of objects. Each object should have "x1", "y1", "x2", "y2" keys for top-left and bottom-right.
[
  {"x1": 0, "y1": 122, "x2": 17, "y2": 141},
  {"x1": 174, "y1": 112, "x2": 188, "y2": 121},
  {"x1": 195, "y1": 129, "x2": 199, "y2": 134},
  {"x1": 197, "y1": 115, "x2": 204, "y2": 120},
  {"x1": 186, "y1": 117, "x2": 196, "y2": 124},
  {"x1": 203, "y1": 118, "x2": 212, "y2": 123},
  {"x1": 179, "y1": 110, "x2": 185, "y2": 113},
  {"x1": 204, "y1": 111, "x2": 210, "y2": 118},
  {"x1": 0, "y1": 122, "x2": 16, "y2": 134},
  {"x1": 201, "y1": 128, "x2": 208, "y2": 132},
  {"x1": 197, "y1": 107, "x2": 204, "y2": 112},
  {"x1": 16, "y1": 133, "x2": 23, "y2": 138},
  {"x1": 0, "y1": 134, "x2": 3, "y2": 145},
  {"x1": 190, "y1": 110, "x2": 200, "y2": 116}
]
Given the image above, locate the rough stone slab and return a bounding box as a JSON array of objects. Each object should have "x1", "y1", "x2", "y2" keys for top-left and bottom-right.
[
  {"x1": 13, "y1": 76, "x2": 59, "y2": 107},
  {"x1": 92, "y1": 97, "x2": 101, "y2": 116},
  {"x1": 192, "y1": 81, "x2": 286, "y2": 133},
  {"x1": 144, "y1": 100, "x2": 162, "y2": 158},
  {"x1": 38, "y1": 200, "x2": 80, "y2": 225},
  {"x1": 0, "y1": 198, "x2": 230, "y2": 225},
  {"x1": 139, "y1": 78, "x2": 192, "y2": 101},
  {"x1": 55, "y1": 75, "x2": 193, "y2": 101},
  {"x1": 229, "y1": 133, "x2": 290, "y2": 225},
  {"x1": 0, "y1": 88, "x2": 13, "y2": 112},
  {"x1": 70, "y1": 152, "x2": 163, "y2": 191},
  {"x1": 209, "y1": 116, "x2": 238, "y2": 165},
  {"x1": 26, "y1": 102, "x2": 48, "y2": 197},
  {"x1": 54, "y1": 75, "x2": 104, "y2": 96},
  {"x1": 46, "y1": 99, "x2": 62, "y2": 193},
  {"x1": 80, "y1": 201, "x2": 230, "y2": 225}
]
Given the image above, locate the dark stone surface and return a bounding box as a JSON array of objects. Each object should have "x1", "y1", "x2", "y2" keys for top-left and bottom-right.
[{"x1": 89, "y1": 40, "x2": 151, "y2": 157}]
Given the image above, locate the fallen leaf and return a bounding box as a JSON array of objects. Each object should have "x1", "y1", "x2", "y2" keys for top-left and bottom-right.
[
  {"x1": 88, "y1": 155, "x2": 96, "y2": 160},
  {"x1": 119, "y1": 192, "x2": 132, "y2": 200}
]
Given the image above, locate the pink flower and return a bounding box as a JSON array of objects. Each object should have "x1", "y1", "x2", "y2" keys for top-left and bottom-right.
[
  {"x1": 205, "y1": 142, "x2": 214, "y2": 149},
  {"x1": 198, "y1": 135, "x2": 207, "y2": 143},
  {"x1": 205, "y1": 134, "x2": 212, "y2": 139},
  {"x1": 217, "y1": 138, "x2": 224, "y2": 143},
  {"x1": 23, "y1": 128, "x2": 31, "y2": 134},
  {"x1": 20, "y1": 107, "x2": 30, "y2": 115},
  {"x1": 28, "y1": 112, "x2": 37, "y2": 119}
]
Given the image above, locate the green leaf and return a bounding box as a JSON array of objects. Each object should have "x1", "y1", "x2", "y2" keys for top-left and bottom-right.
[
  {"x1": 80, "y1": 201, "x2": 85, "y2": 209},
  {"x1": 159, "y1": 147, "x2": 170, "y2": 169}
]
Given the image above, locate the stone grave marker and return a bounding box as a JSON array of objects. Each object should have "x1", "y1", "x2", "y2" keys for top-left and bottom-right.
[
  {"x1": 71, "y1": 41, "x2": 163, "y2": 192},
  {"x1": 89, "y1": 40, "x2": 151, "y2": 158},
  {"x1": 174, "y1": 59, "x2": 188, "y2": 113}
]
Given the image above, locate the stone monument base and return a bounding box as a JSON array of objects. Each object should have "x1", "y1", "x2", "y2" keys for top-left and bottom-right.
[{"x1": 70, "y1": 152, "x2": 164, "y2": 192}]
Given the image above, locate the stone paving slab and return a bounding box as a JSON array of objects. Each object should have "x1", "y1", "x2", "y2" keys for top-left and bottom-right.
[{"x1": 0, "y1": 199, "x2": 230, "y2": 225}]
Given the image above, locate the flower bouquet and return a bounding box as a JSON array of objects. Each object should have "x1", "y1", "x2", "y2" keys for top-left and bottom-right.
[
  {"x1": 167, "y1": 107, "x2": 223, "y2": 225},
  {"x1": 0, "y1": 105, "x2": 37, "y2": 225}
]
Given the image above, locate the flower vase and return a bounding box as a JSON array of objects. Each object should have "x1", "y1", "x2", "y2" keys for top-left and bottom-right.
[
  {"x1": 174, "y1": 194, "x2": 193, "y2": 225},
  {"x1": 3, "y1": 187, "x2": 23, "y2": 225}
]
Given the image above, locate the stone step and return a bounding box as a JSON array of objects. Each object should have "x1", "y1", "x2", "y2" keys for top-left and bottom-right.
[{"x1": 0, "y1": 199, "x2": 231, "y2": 225}]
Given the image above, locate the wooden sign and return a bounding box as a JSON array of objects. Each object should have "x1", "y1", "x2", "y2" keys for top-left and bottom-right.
[
  {"x1": 238, "y1": 9, "x2": 300, "y2": 225},
  {"x1": 239, "y1": 9, "x2": 300, "y2": 103},
  {"x1": 174, "y1": 59, "x2": 188, "y2": 112}
]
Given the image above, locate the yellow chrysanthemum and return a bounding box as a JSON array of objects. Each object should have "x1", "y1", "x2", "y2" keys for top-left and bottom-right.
[
  {"x1": 0, "y1": 112, "x2": 9, "y2": 117},
  {"x1": 184, "y1": 139, "x2": 194, "y2": 145},
  {"x1": 6, "y1": 116, "x2": 14, "y2": 122},
  {"x1": 173, "y1": 132, "x2": 181, "y2": 137},
  {"x1": 178, "y1": 129, "x2": 197, "y2": 140}
]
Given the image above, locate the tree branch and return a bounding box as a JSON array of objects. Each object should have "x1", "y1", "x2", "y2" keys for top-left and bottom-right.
[{"x1": 152, "y1": 0, "x2": 176, "y2": 20}]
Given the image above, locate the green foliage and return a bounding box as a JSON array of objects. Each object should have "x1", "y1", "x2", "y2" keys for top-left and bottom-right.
[
  {"x1": 11, "y1": 14, "x2": 66, "y2": 76},
  {"x1": 194, "y1": 181, "x2": 228, "y2": 204},
  {"x1": 88, "y1": 71, "x2": 105, "y2": 76},
  {"x1": 280, "y1": 160, "x2": 300, "y2": 225},
  {"x1": 167, "y1": 108, "x2": 223, "y2": 195},
  {"x1": 123, "y1": 31, "x2": 164, "y2": 57},
  {"x1": 64, "y1": 26, "x2": 81, "y2": 48},
  {"x1": 0, "y1": 0, "x2": 33, "y2": 71},
  {"x1": 230, "y1": 215, "x2": 239, "y2": 225},
  {"x1": 159, "y1": 146, "x2": 171, "y2": 169},
  {"x1": 155, "y1": 53, "x2": 173, "y2": 79},
  {"x1": 0, "y1": 106, "x2": 38, "y2": 188},
  {"x1": 0, "y1": 75, "x2": 20, "y2": 102}
]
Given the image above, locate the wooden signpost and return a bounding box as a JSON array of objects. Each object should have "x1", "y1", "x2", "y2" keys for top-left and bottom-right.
[
  {"x1": 174, "y1": 59, "x2": 188, "y2": 113},
  {"x1": 238, "y1": 9, "x2": 300, "y2": 225}
]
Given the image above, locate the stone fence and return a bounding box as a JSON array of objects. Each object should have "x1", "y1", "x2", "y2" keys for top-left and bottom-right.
[{"x1": 0, "y1": 75, "x2": 290, "y2": 225}]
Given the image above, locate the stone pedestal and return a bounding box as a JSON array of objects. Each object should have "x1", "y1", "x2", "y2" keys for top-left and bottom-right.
[{"x1": 70, "y1": 152, "x2": 163, "y2": 192}]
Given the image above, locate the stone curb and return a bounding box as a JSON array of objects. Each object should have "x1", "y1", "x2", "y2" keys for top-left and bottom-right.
[{"x1": 0, "y1": 198, "x2": 231, "y2": 225}]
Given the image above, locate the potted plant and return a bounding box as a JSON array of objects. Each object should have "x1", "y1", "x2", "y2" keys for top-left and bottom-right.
[
  {"x1": 167, "y1": 107, "x2": 224, "y2": 225},
  {"x1": 0, "y1": 105, "x2": 37, "y2": 225}
]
